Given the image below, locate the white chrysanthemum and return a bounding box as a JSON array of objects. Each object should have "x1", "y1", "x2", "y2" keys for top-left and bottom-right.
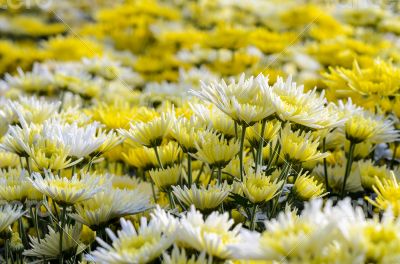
[
  {"x1": 7, "y1": 96, "x2": 60, "y2": 124},
  {"x1": 342, "y1": 111, "x2": 399, "y2": 144},
  {"x1": 87, "y1": 217, "x2": 175, "y2": 263},
  {"x1": 172, "y1": 183, "x2": 231, "y2": 211},
  {"x1": 2, "y1": 65, "x2": 54, "y2": 94},
  {"x1": 150, "y1": 205, "x2": 180, "y2": 236},
  {"x1": 0, "y1": 115, "x2": 41, "y2": 156},
  {"x1": 70, "y1": 189, "x2": 150, "y2": 230},
  {"x1": 260, "y1": 76, "x2": 344, "y2": 129},
  {"x1": 24, "y1": 224, "x2": 85, "y2": 259},
  {"x1": 229, "y1": 199, "x2": 368, "y2": 263},
  {"x1": 179, "y1": 206, "x2": 241, "y2": 259},
  {"x1": 190, "y1": 103, "x2": 236, "y2": 137},
  {"x1": 162, "y1": 245, "x2": 210, "y2": 264},
  {"x1": 0, "y1": 204, "x2": 25, "y2": 233},
  {"x1": 192, "y1": 73, "x2": 274, "y2": 125},
  {"x1": 118, "y1": 112, "x2": 172, "y2": 147},
  {"x1": 42, "y1": 120, "x2": 108, "y2": 158},
  {"x1": 313, "y1": 163, "x2": 363, "y2": 194},
  {"x1": 29, "y1": 171, "x2": 106, "y2": 205},
  {"x1": 0, "y1": 168, "x2": 42, "y2": 201}
]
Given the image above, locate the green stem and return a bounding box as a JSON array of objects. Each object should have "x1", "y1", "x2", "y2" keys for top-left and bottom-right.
[
  {"x1": 167, "y1": 191, "x2": 175, "y2": 209},
  {"x1": 390, "y1": 142, "x2": 398, "y2": 170},
  {"x1": 341, "y1": 141, "x2": 356, "y2": 198},
  {"x1": 255, "y1": 119, "x2": 267, "y2": 173},
  {"x1": 18, "y1": 217, "x2": 28, "y2": 248},
  {"x1": 250, "y1": 203, "x2": 258, "y2": 231},
  {"x1": 59, "y1": 205, "x2": 67, "y2": 264},
  {"x1": 266, "y1": 141, "x2": 280, "y2": 171},
  {"x1": 195, "y1": 163, "x2": 205, "y2": 184},
  {"x1": 187, "y1": 153, "x2": 192, "y2": 186},
  {"x1": 239, "y1": 124, "x2": 247, "y2": 182},
  {"x1": 25, "y1": 156, "x2": 31, "y2": 175},
  {"x1": 30, "y1": 206, "x2": 40, "y2": 243},
  {"x1": 153, "y1": 146, "x2": 164, "y2": 169},
  {"x1": 271, "y1": 162, "x2": 292, "y2": 218},
  {"x1": 149, "y1": 177, "x2": 157, "y2": 203},
  {"x1": 322, "y1": 138, "x2": 330, "y2": 192},
  {"x1": 234, "y1": 121, "x2": 238, "y2": 138},
  {"x1": 217, "y1": 166, "x2": 222, "y2": 184},
  {"x1": 5, "y1": 238, "x2": 9, "y2": 264},
  {"x1": 72, "y1": 164, "x2": 76, "y2": 177}
]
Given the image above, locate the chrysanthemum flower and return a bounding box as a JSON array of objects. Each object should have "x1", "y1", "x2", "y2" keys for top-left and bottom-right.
[
  {"x1": 0, "y1": 151, "x2": 19, "y2": 169},
  {"x1": 229, "y1": 199, "x2": 338, "y2": 262},
  {"x1": 24, "y1": 224, "x2": 85, "y2": 259},
  {"x1": 28, "y1": 139, "x2": 81, "y2": 172},
  {"x1": 192, "y1": 130, "x2": 239, "y2": 168},
  {"x1": 358, "y1": 160, "x2": 393, "y2": 190},
  {"x1": 324, "y1": 60, "x2": 400, "y2": 97},
  {"x1": 172, "y1": 183, "x2": 230, "y2": 211},
  {"x1": 313, "y1": 163, "x2": 363, "y2": 194},
  {"x1": 246, "y1": 120, "x2": 281, "y2": 148},
  {"x1": 223, "y1": 156, "x2": 253, "y2": 180},
  {"x1": 190, "y1": 103, "x2": 236, "y2": 138},
  {"x1": 88, "y1": 103, "x2": 156, "y2": 129},
  {"x1": 111, "y1": 175, "x2": 152, "y2": 193},
  {"x1": 366, "y1": 173, "x2": 400, "y2": 216},
  {"x1": 42, "y1": 120, "x2": 108, "y2": 159},
  {"x1": 7, "y1": 96, "x2": 60, "y2": 124},
  {"x1": 0, "y1": 168, "x2": 42, "y2": 201},
  {"x1": 178, "y1": 206, "x2": 241, "y2": 259},
  {"x1": 87, "y1": 217, "x2": 175, "y2": 263},
  {"x1": 149, "y1": 141, "x2": 182, "y2": 168},
  {"x1": 344, "y1": 112, "x2": 399, "y2": 144},
  {"x1": 260, "y1": 76, "x2": 344, "y2": 129},
  {"x1": 242, "y1": 170, "x2": 283, "y2": 204},
  {"x1": 0, "y1": 204, "x2": 25, "y2": 233},
  {"x1": 293, "y1": 173, "x2": 327, "y2": 201},
  {"x1": 170, "y1": 116, "x2": 201, "y2": 153},
  {"x1": 0, "y1": 116, "x2": 41, "y2": 156},
  {"x1": 192, "y1": 74, "x2": 274, "y2": 125},
  {"x1": 149, "y1": 164, "x2": 181, "y2": 191},
  {"x1": 280, "y1": 124, "x2": 328, "y2": 163},
  {"x1": 96, "y1": 132, "x2": 123, "y2": 155},
  {"x1": 122, "y1": 146, "x2": 153, "y2": 170},
  {"x1": 162, "y1": 245, "x2": 209, "y2": 264},
  {"x1": 118, "y1": 112, "x2": 172, "y2": 148},
  {"x1": 70, "y1": 189, "x2": 150, "y2": 230},
  {"x1": 30, "y1": 171, "x2": 106, "y2": 205}
]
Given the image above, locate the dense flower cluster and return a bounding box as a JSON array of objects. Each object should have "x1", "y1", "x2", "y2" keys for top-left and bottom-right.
[{"x1": 0, "y1": 0, "x2": 400, "y2": 263}]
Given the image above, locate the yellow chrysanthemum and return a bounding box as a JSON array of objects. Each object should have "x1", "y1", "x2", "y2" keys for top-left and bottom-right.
[
  {"x1": 246, "y1": 120, "x2": 281, "y2": 148},
  {"x1": 366, "y1": 173, "x2": 400, "y2": 216},
  {"x1": 324, "y1": 60, "x2": 400, "y2": 97},
  {"x1": 0, "y1": 168, "x2": 42, "y2": 201},
  {"x1": 242, "y1": 170, "x2": 283, "y2": 204},
  {"x1": 172, "y1": 183, "x2": 230, "y2": 211},
  {"x1": 344, "y1": 113, "x2": 398, "y2": 144},
  {"x1": 0, "y1": 151, "x2": 19, "y2": 169},
  {"x1": 88, "y1": 217, "x2": 174, "y2": 263},
  {"x1": 30, "y1": 171, "x2": 107, "y2": 205},
  {"x1": 149, "y1": 164, "x2": 181, "y2": 191},
  {"x1": 358, "y1": 160, "x2": 393, "y2": 190},
  {"x1": 192, "y1": 74, "x2": 274, "y2": 125},
  {"x1": 280, "y1": 125, "x2": 328, "y2": 163},
  {"x1": 70, "y1": 189, "x2": 150, "y2": 230},
  {"x1": 293, "y1": 173, "x2": 326, "y2": 201},
  {"x1": 170, "y1": 116, "x2": 201, "y2": 153},
  {"x1": 192, "y1": 130, "x2": 240, "y2": 168},
  {"x1": 118, "y1": 113, "x2": 172, "y2": 148},
  {"x1": 122, "y1": 146, "x2": 153, "y2": 170}
]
